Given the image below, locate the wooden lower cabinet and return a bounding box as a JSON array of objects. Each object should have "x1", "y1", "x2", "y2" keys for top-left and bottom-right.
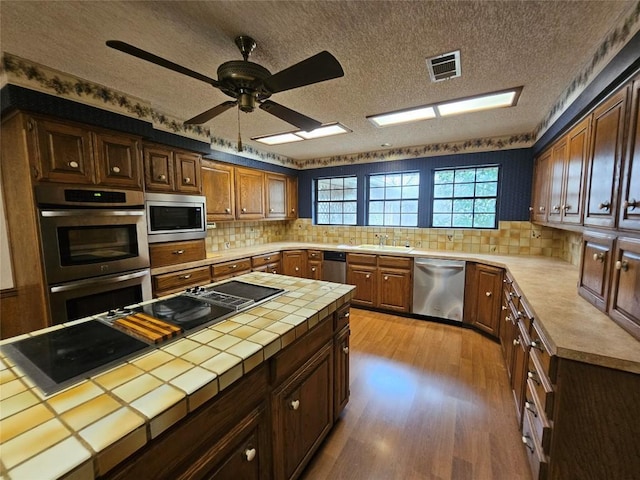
[
  {"x1": 334, "y1": 325, "x2": 350, "y2": 418},
  {"x1": 149, "y1": 239, "x2": 206, "y2": 268},
  {"x1": 464, "y1": 263, "x2": 504, "y2": 337},
  {"x1": 578, "y1": 231, "x2": 615, "y2": 312},
  {"x1": 283, "y1": 250, "x2": 306, "y2": 278},
  {"x1": 211, "y1": 258, "x2": 252, "y2": 282},
  {"x1": 608, "y1": 236, "x2": 640, "y2": 340},
  {"x1": 153, "y1": 266, "x2": 211, "y2": 297}
]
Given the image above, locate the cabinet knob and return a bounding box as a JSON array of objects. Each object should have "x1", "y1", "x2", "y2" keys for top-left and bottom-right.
[
  {"x1": 290, "y1": 399, "x2": 300, "y2": 410},
  {"x1": 244, "y1": 447, "x2": 256, "y2": 462},
  {"x1": 291, "y1": 208, "x2": 296, "y2": 213},
  {"x1": 365, "y1": 274, "x2": 371, "y2": 279},
  {"x1": 384, "y1": 275, "x2": 389, "y2": 281},
  {"x1": 593, "y1": 252, "x2": 606, "y2": 263},
  {"x1": 111, "y1": 166, "x2": 121, "y2": 174},
  {"x1": 225, "y1": 207, "x2": 231, "y2": 213},
  {"x1": 513, "y1": 338, "x2": 520, "y2": 346},
  {"x1": 295, "y1": 267, "x2": 299, "y2": 271},
  {"x1": 184, "y1": 177, "x2": 191, "y2": 184},
  {"x1": 342, "y1": 346, "x2": 349, "y2": 354},
  {"x1": 530, "y1": 340, "x2": 543, "y2": 351},
  {"x1": 230, "y1": 264, "x2": 237, "y2": 269},
  {"x1": 343, "y1": 311, "x2": 350, "y2": 318},
  {"x1": 505, "y1": 315, "x2": 512, "y2": 322},
  {"x1": 552, "y1": 204, "x2": 561, "y2": 211},
  {"x1": 563, "y1": 204, "x2": 571, "y2": 211},
  {"x1": 271, "y1": 269, "x2": 277, "y2": 274},
  {"x1": 173, "y1": 250, "x2": 185, "y2": 255},
  {"x1": 527, "y1": 371, "x2": 540, "y2": 385},
  {"x1": 266, "y1": 257, "x2": 271, "y2": 261},
  {"x1": 269, "y1": 208, "x2": 274, "y2": 213},
  {"x1": 524, "y1": 400, "x2": 537, "y2": 416},
  {"x1": 538, "y1": 206, "x2": 545, "y2": 212},
  {"x1": 180, "y1": 274, "x2": 192, "y2": 280},
  {"x1": 158, "y1": 174, "x2": 166, "y2": 181},
  {"x1": 598, "y1": 200, "x2": 610, "y2": 210},
  {"x1": 623, "y1": 198, "x2": 638, "y2": 210},
  {"x1": 68, "y1": 161, "x2": 79, "y2": 169},
  {"x1": 521, "y1": 435, "x2": 534, "y2": 453},
  {"x1": 501, "y1": 305, "x2": 507, "y2": 311},
  {"x1": 485, "y1": 291, "x2": 492, "y2": 297},
  {"x1": 615, "y1": 260, "x2": 629, "y2": 272},
  {"x1": 242, "y1": 207, "x2": 247, "y2": 213},
  {"x1": 311, "y1": 267, "x2": 316, "y2": 272}
]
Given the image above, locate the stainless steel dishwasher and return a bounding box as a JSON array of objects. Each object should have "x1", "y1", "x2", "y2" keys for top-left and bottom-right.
[
  {"x1": 412, "y1": 258, "x2": 465, "y2": 321},
  {"x1": 322, "y1": 251, "x2": 347, "y2": 283}
]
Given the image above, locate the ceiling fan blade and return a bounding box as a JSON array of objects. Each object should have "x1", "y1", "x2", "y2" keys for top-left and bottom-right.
[
  {"x1": 263, "y1": 51, "x2": 344, "y2": 94},
  {"x1": 184, "y1": 101, "x2": 237, "y2": 124},
  {"x1": 259, "y1": 100, "x2": 322, "y2": 131},
  {"x1": 106, "y1": 40, "x2": 220, "y2": 87}
]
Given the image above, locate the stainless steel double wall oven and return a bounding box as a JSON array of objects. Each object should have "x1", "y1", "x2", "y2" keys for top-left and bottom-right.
[{"x1": 36, "y1": 184, "x2": 152, "y2": 324}]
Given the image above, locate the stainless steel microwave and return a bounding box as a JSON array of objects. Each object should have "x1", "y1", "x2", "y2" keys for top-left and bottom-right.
[{"x1": 145, "y1": 192, "x2": 207, "y2": 243}]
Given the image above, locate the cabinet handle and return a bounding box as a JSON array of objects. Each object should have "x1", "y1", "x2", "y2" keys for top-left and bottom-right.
[
  {"x1": 266, "y1": 257, "x2": 271, "y2": 261},
  {"x1": 365, "y1": 274, "x2": 371, "y2": 279},
  {"x1": 172, "y1": 250, "x2": 185, "y2": 255},
  {"x1": 158, "y1": 174, "x2": 166, "y2": 181},
  {"x1": 290, "y1": 399, "x2": 300, "y2": 410},
  {"x1": 485, "y1": 291, "x2": 492, "y2": 297},
  {"x1": 184, "y1": 177, "x2": 191, "y2": 184},
  {"x1": 623, "y1": 198, "x2": 638, "y2": 210},
  {"x1": 310, "y1": 253, "x2": 316, "y2": 257},
  {"x1": 505, "y1": 315, "x2": 513, "y2": 322},
  {"x1": 271, "y1": 269, "x2": 277, "y2": 274},
  {"x1": 527, "y1": 371, "x2": 540, "y2": 385},
  {"x1": 242, "y1": 207, "x2": 247, "y2": 213},
  {"x1": 615, "y1": 260, "x2": 629, "y2": 272},
  {"x1": 229, "y1": 264, "x2": 237, "y2": 269},
  {"x1": 384, "y1": 275, "x2": 389, "y2": 281},
  {"x1": 552, "y1": 204, "x2": 561, "y2": 211},
  {"x1": 524, "y1": 400, "x2": 537, "y2": 417},
  {"x1": 180, "y1": 274, "x2": 192, "y2": 280},
  {"x1": 225, "y1": 207, "x2": 231, "y2": 213},
  {"x1": 593, "y1": 252, "x2": 606, "y2": 263},
  {"x1": 244, "y1": 447, "x2": 256, "y2": 462},
  {"x1": 342, "y1": 346, "x2": 349, "y2": 354},
  {"x1": 598, "y1": 200, "x2": 610, "y2": 210},
  {"x1": 563, "y1": 204, "x2": 571, "y2": 211},
  {"x1": 68, "y1": 161, "x2": 79, "y2": 169},
  {"x1": 530, "y1": 340, "x2": 544, "y2": 351},
  {"x1": 311, "y1": 267, "x2": 316, "y2": 272},
  {"x1": 27, "y1": 119, "x2": 34, "y2": 131},
  {"x1": 513, "y1": 338, "x2": 520, "y2": 346},
  {"x1": 538, "y1": 206, "x2": 545, "y2": 212},
  {"x1": 111, "y1": 166, "x2": 121, "y2": 174},
  {"x1": 501, "y1": 305, "x2": 507, "y2": 311},
  {"x1": 343, "y1": 311, "x2": 350, "y2": 318},
  {"x1": 521, "y1": 435, "x2": 534, "y2": 453}
]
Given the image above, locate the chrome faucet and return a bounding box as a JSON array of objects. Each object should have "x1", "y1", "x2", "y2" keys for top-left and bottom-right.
[{"x1": 378, "y1": 234, "x2": 388, "y2": 247}]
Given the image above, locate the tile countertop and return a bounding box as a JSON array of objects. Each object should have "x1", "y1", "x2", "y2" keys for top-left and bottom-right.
[
  {"x1": 153, "y1": 242, "x2": 640, "y2": 375},
  {"x1": 0, "y1": 272, "x2": 355, "y2": 480}
]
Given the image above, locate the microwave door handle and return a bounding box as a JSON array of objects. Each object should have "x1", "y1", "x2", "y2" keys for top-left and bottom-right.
[
  {"x1": 49, "y1": 270, "x2": 149, "y2": 293},
  {"x1": 41, "y1": 210, "x2": 145, "y2": 218}
]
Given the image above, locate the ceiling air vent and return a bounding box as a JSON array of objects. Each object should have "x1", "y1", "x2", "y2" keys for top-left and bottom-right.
[{"x1": 426, "y1": 50, "x2": 461, "y2": 82}]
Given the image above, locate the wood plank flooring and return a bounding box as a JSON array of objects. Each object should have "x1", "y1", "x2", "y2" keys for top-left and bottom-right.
[{"x1": 301, "y1": 309, "x2": 532, "y2": 480}]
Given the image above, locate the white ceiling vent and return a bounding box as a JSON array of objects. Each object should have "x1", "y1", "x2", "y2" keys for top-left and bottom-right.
[{"x1": 426, "y1": 50, "x2": 461, "y2": 82}]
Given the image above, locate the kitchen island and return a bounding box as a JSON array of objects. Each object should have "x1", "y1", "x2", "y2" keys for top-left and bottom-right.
[{"x1": 0, "y1": 272, "x2": 355, "y2": 480}]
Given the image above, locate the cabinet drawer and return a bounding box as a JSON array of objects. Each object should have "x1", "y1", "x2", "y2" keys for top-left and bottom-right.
[
  {"x1": 307, "y1": 250, "x2": 323, "y2": 261},
  {"x1": 524, "y1": 380, "x2": 553, "y2": 454},
  {"x1": 347, "y1": 253, "x2": 377, "y2": 266},
  {"x1": 150, "y1": 239, "x2": 206, "y2": 268},
  {"x1": 252, "y1": 262, "x2": 281, "y2": 275},
  {"x1": 529, "y1": 322, "x2": 556, "y2": 382},
  {"x1": 527, "y1": 352, "x2": 555, "y2": 419},
  {"x1": 378, "y1": 255, "x2": 411, "y2": 269},
  {"x1": 335, "y1": 304, "x2": 350, "y2": 332},
  {"x1": 211, "y1": 258, "x2": 252, "y2": 278},
  {"x1": 251, "y1": 252, "x2": 281, "y2": 268},
  {"x1": 154, "y1": 266, "x2": 210, "y2": 296},
  {"x1": 522, "y1": 408, "x2": 549, "y2": 480}
]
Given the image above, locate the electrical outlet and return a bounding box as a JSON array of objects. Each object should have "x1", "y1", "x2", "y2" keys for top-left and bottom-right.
[{"x1": 206, "y1": 222, "x2": 216, "y2": 230}]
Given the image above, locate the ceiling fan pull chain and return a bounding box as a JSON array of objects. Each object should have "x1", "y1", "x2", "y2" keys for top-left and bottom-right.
[{"x1": 237, "y1": 106, "x2": 243, "y2": 152}]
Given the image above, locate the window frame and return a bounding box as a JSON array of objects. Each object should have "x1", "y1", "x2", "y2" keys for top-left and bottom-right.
[
  {"x1": 314, "y1": 175, "x2": 358, "y2": 225},
  {"x1": 366, "y1": 170, "x2": 420, "y2": 227}
]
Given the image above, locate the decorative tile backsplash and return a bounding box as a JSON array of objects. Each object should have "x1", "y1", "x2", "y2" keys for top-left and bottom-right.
[{"x1": 206, "y1": 219, "x2": 583, "y2": 266}]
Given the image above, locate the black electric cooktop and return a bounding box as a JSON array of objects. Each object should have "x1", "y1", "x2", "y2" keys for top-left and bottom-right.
[
  {"x1": 134, "y1": 296, "x2": 235, "y2": 331},
  {"x1": 1, "y1": 320, "x2": 149, "y2": 395}
]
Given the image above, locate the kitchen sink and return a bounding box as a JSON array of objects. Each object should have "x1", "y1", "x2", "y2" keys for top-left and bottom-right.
[{"x1": 357, "y1": 244, "x2": 413, "y2": 252}]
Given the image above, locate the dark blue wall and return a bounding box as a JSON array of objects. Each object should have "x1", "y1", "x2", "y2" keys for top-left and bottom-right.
[{"x1": 298, "y1": 148, "x2": 533, "y2": 226}]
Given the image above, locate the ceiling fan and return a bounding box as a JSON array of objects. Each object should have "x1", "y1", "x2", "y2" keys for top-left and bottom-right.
[{"x1": 106, "y1": 36, "x2": 344, "y2": 131}]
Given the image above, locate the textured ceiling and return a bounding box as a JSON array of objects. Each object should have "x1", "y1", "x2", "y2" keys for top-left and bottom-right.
[{"x1": 0, "y1": 1, "x2": 636, "y2": 162}]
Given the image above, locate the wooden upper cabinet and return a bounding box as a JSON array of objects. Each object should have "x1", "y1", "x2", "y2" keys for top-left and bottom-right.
[
  {"x1": 287, "y1": 176, "x2": 298, "y2": 219},
  {"x1": 201, "y1": 160, "x2": 235, "y2": 221},
  {"x1": 30, "y1": 117, "x2": 95, "y2": 184},
  {"x1": 175, "y1": 151, "x2": 202, "y2": 193},
  {"x1": 548, "y1": 137, "x2": 568, "y2": 223},
  {"x1": 531, "y1": 149, "x2": 551, "y2": 223},
  {"x1": 235, "y1": 167, "x2": 265, "y2": 220},
  {"x1": 578, "y1": 231, "x2": 615, "y2": 312},
  {"x1": 143, "y1": 146, "x2": 175, "y2": 191},
  {"x1": 265, "y1": 173, "x2": 287, "y2": 219},
  {"x1": 94, "y1": 132, "x2": 142, "y2": 188},
  {"x1": 563, "y1": 116, "x2": 590, "y2": 224},
  {"x1": 619, "y1": 74, "x2": 640, "y2": 231},
  {"x1": 584, "y1": 87, "x2": 628, "y2": 228}
]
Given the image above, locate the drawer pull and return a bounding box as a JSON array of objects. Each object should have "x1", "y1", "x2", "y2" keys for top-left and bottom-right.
[
  {"x1": 266, "y1": 256, "x2": 271, "y2": 261},
  {"x1": 615, "y1": 260, "x2": 629, "y2": 272},
  {"x1": 173, "y1": 250, "x2": 185, "y2": 255},
  {"x1": 111, "y1": 166, "x2": 121, "y2": 173},
  {"x1": 158, "y1": 174, "x2": 166, "y2": 181},
  {"x1": 342, "y1": 346, "x2": 349, "y2": 354},
  {"x1": 184, "y1": 177, "x2": 191, "y2": 184},
  {"x1": 343, "y1": 312, "x2": 350, "y2": 318},
  {"x1": 242, "y1": 207, "x2": 247, "y2": 213},
  {"x1": 501, "y1": 305, "x2": 507, "y2": 311},
  {"x1": 180, "y1": 274, "x2": 192, "y2": 280},
  {"x1": 593, "y1": 252, "x2": 606, "y2": 263},
  {"x1": 525, "y1": 400, "x2": 537, "y2": 417},
  {"x1": 225, "y1": 207, "x2": 231, "y2": 213},
  {"x1": 290, "y1": 399, "x2": 300, "y2": 411},
  {"x1": 527, "y1": 371, "x2": 540, "y2": 385},
  {"x1": 623, "y1": 198, "x2": 638, "y2": 210},
  {"x1": 509, "y1": 292, "x2": 520, "y2": 298},
  {"x1": 522, "y1": 435, "x2": 534, "y2": 453},
  {"x1": 530, "y1": 340, "x2": 544, "y2": 351},
  {"x1": 68, "y1": 161, "x2": 79, "y2": 169},
  {"x1": 513, "y1": 338, "x2": 520, "y2": 346},
  {"x1": 485, "y1": 291, "x2": 492, "y2": 297},
  {"x1": 505, "y1": 315, "x2": 512, "y2": 322},
  {"x1": 271, "y1": 269, "x2": 277, "y2": 274},
  {"x1": 598, "y1": 200, "x2": 610, "y2": 210},
  {"x1": 229, "y1": 264, "x2": 237, "y2": 269},
  {"x1": 244, "y1": 447, "x2": 256, "y2": 462}
]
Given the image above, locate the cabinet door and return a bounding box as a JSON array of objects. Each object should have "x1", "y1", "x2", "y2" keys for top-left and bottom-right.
[
  {"x1": 378, "y1": 268, "x2": 412, "y2": 312},
  {"x1": 236, "y1": 167, "x2": 265, "y2": 220},
  {"x1": 286, "y1": 176, "x2": 298, "y2": 219},
  {"x1": 273, "y1": 343, "x2": 333, "y2": 480},
  {"x1": 202, "y1": 160, "x2": 235, "y2": 221},
  {"x1": 584, "y1": 87, "x2": 628, "y2": 228},
  {"x1": 282, "y1": 250, "x2": 306, "y2": 278},
  {"x1": 94, "y1": 132, "x2": 142, "y2": 189},
  {"x1": 472, "y1": 264, "x2": 504, "y2": 337},
  {"x1": 308, "y1": 260, "x2": 323, "y2": 280},
  {"x1": 511, "y1": 321, "x2": 530, "y2": 424},
  {"x1": 266, "y1": 173, "x2": 287, "y2": 219},
  {"x1": 334, "y1": 326, "x2": 350, "y2": 418},
  {"x1": 531, "y1": 150, "x2": 551, "y2": 223},
  {"x1": 578, "y1": 232, "x2": 615, "y2": 312},
  {"x1": 609, "y1": 237, "x2": 640, "y2": 340},
  {"x1": 144, "y1": 146, "x2": 175, "y2": 191},
  {"x1": 619, "y1": 74, "x2": 640, "y2": 230},
  {"x1": 547, "y1": 138, "x2": 567, "y2": 223},
  {"x1": 32, "y1": 117, "x2": 94, "y2": 184},
  {"x1": 347, "y1": 265, "x2": 376, "y2": 307},
  {"x1": 175, "y1": 151, "x2": 202, "y2": 193},
  {"x1": 563, "y1": 116, "x2": 590, "y2": 224}
]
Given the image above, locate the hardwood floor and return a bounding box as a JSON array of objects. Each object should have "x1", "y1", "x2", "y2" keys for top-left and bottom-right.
[{"x1": 301, "y1": 309, "x2": 532, "y2": 480}]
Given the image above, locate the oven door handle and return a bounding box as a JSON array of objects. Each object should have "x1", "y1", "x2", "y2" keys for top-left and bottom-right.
[
  {"x1": 50, "y1": 270, "x2": 150, "y2": 293},
  {"x1": 41, "y1": 210, "x2": 145, "y2": 218}
]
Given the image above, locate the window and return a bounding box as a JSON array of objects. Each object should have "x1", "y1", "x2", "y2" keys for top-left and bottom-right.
[
  {"x1": 432, "y1": 166, "x2": 499, "y2": 228},
  {"x1": 368, "y1": 172, "x2": 419, "y2": 226},
  {"x1": 316, "y1": 176, "x2": 357, "y2": 225}
]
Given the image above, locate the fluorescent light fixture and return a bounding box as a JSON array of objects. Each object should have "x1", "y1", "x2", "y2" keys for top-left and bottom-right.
[
  {"x1": 367, "y1": 106, "x2": 436, "y2": 127},
  {"x1": 438, "y1": 90, "x2": 518, "y2": 117},
  {"x1": 367, "y1": 87, "x2": 522, "y2": 127},
  {"x1": 252, "y1": 123, "x2": 350, "y2": 145}
]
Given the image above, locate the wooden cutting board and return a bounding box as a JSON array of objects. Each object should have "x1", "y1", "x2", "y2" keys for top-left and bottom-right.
[{"x1": 114, "y1": 312, "x2": 182, "y2": 344}]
